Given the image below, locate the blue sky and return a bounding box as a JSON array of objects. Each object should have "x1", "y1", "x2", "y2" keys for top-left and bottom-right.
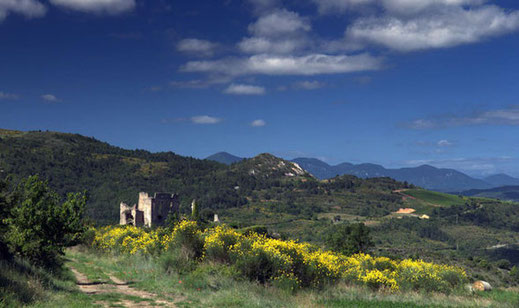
[{"x1": 1, "y1": 0, "x2": 519, "y2": 177}]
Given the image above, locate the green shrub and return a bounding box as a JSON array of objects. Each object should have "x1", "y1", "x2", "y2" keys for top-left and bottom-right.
[
  {"x1": 240, "y1": 225, "x2": 268, "y2": 237},
  {"x1": 5, "y1": 176, "x2": 86, "y2": 267},
  {"x1": 171, "y1": 220, "x2": 205, "y2": 260},
  {"x1": 325, "y1": 223, "x2": 373, "y2": 256},
  {"x1": 510, "y1": 266, "x2": 519, "y2": 284},
  {"x1": 80, "y1": 227, "x2": 97, "y2": 246},
  {"x1": 183, "y1": 263, "x2": 238, "y2": 291},
  {"x1": 271, "y1": 273, "x2": 301, "y2": 293},
  {"x1": 204, "y1": 226, "x2": 242, "y2": 263},
  {"x1": 495, "y1": 259, "x2": 511, "y2": 270},
  {"x1": 234, "y1": 244, "x2": 290, "y2": 284},
  {"x1": 159, "y1": 249, "x2": 196, "y2": 275}
]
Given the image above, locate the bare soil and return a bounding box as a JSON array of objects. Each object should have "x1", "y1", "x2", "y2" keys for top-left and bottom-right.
[{"x1": 69, "y1": 265, "x2": 182, "y2": 307}]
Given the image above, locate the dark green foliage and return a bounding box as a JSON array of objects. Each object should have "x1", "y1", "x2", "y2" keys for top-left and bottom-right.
[
  {"x1": 0, "y1": 178, "x2": 13, "y2": 260},
  {"x1": 240, "y1": 225, "x2": 268, "y2": 237},
  {"x1": 234, "y1": 248, "x2": 288, "y2": 284},
  {"x1": 495, "y1": 259, "x2": 511, "y2": 270},
  {"x1": 325, "y1": 223, "x2": 373, "y2": 255},
  {"x1": 200, "y1": 208, "x2": 215, "y2": 222},
  {"x1": 376, "y1": 217, "x2": 450, "y2": 242},
  {"x1": 4, "y1": 175, "x2": 86, "y2": 266},
  {"x1": 434, "y1": 200, "x2": 519, "y2": 230},
  {"x1": 511, "y1": 266, "x2": 519, "y2": 283},
  {"x1": 0, "y1": 130, "x2": 410, "y2": 225}
]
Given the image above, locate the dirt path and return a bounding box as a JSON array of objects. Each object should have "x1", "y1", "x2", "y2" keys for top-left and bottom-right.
[{"x1": 69, "y1": 265, "x2": 179, "y2": 307}]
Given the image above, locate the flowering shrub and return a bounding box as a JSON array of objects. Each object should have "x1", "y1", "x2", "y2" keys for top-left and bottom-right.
[
  {"x1": 203, "y1": 225, "x2": 243, "y2": 263},
  {"x1": 170, "y1": 220, "x2": 204, "y2": 259},
  {"x1": 93, "y1": 225, "x2": 163, "y2": 255},
  {"x1": 91, "y1": 222, "x2": 467, "y2": 293}
]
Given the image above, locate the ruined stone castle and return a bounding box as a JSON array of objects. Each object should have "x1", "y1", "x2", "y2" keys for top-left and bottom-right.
[{"x1": 120, "y1": 192, "x2": 180, "y2": 227}]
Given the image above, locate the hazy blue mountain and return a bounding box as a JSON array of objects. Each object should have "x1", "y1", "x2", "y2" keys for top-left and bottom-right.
[
  {"x1": 206, "y1": 152, "x2": 244, "y2": 165},
  {"x1": 461, "y1": 186, "x2": 519, "y2": 202},
  {"x1": 484, "y1": 174, "x2": 519, "y2": 187},
  {"x1": 389, "y1": 165, "x2": 491, "y2": 192},
  {"x1": 292, "y1": 158, "x2": 492, "y2": 192}
]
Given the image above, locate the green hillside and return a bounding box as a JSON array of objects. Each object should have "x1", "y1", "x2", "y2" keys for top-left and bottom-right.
[{"x1": 1, "y1": 129, "x2": 519, "y2": 288}]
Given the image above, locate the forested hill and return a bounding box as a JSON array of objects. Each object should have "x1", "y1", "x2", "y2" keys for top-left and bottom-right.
[
  {"x1": 5, "y1": 129, "x2": 519, "y2": 283},
  {"x1": 0, "y1": 129, "x2": 317, "y2": 224}
]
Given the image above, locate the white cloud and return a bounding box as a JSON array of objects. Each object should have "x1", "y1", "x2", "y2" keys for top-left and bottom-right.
[
  {"x1": 248, "y1": 9, "x2": 310, "y2": 37},
  {"x1": 49, "y1": 0, "x2": 135, "y2": 14},
  {"x1": 251, "y1": 119, "x2": 267, "y2": 127},
  {"x1": 224, "y1": 84, "x2": 266, "y2": 95},
  {"x1": 311, "y1": 0, "x2": 374, "y2": 14},
  {"x1": 238, "y1": 9, "x2": 310, "y2": 54},
  {"x1": 437, "y1": 139, "x2": 453, "y2": 147},
  {"x1": 181, "y1": 53, "x2": 382, "y2": 76},
  {"x1": 0, "y1": 91, "x2": 19, "y2": 100},
  {"x1": 405, "y1": 106, "x2": 519, "y2": 129},
  {"x1": 238, "y1": 37, "x2": 306, "y2": 54},
  {"x1": 346, "y1": 5, "x2": 519, "y2": 51},
  {"x1": 191, "y1": 115, "x2": 222, "y2": 124},
  {"x1": 312, "y1": 0, "x2": 486, "y2": 15},
  {"x1": 177, "y1": 38, "x2": 218, "y2": 57},
  {"x1": 0, "y1": 0, "x2": 47, "y2": 22},
  {"x1": 41, "y1": 94, "x2": 60, "y2": 102},
  {"x1": 294, "y1": 80, "x2": 325, "y2": 90},
  {"x1": 381, "y1": 0, "x2": 486, "y2": 15}
]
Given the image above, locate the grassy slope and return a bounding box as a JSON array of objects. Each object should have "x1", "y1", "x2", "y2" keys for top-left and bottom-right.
[
  {"x1": 57, "y1": 248, "x2": 519, "y2": 307},
  {"x1": 404, "y1": 189, "x2": 467, "y2": 207},
  {"x1": 3, "y1": 247, "x2": 519, "y2": 307}
]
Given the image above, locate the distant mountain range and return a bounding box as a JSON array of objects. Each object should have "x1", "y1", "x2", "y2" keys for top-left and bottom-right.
[
  {"x1": 205, "y1": 152, "x2": 245, "y2": 165},
  {"x1": 291, "y1": 157, "x2": 496, "y2": 192},
  {"x1": 483, "y1": 174, "x2": 519, "y2": 187},
  {"x1": 461, "y1": 186, "x2": 519, "y2": 202},
  {"x1": 206, "y1": 152, "x2": 519, "y2": 193}
]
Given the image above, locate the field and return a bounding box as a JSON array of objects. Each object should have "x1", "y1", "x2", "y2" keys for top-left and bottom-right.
[{"x1": 401, "y1": 189, "x2": 466, "y2": 207}]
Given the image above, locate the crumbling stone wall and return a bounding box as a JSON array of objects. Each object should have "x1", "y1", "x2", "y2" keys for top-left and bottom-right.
[{"x1": 120, "y1": 192, "x2": 179, "y2": 227}]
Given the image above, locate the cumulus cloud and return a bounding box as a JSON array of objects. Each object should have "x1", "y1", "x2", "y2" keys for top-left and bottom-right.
[
  {"x1": 49, "y1": 0, "x2": 135, "y2": 14},
  {"x1": 224, "y1": 84, "x2": 266, "y2": 95},
  {"x1": 248, "y1": 9, "x2": 310, "y2": 37},
  {"x1": 238, "y1": 9, "x2": 310, "y2": 54},
  {"x1": 0, "y1": 0, "x2": 47, "y2": 22},
  {"x1": 177, "y1": 0, "x2": 519, "y2": 85},
  {"x1": 177, "y1": 38, "x2": 218, "y2": 57},
  {"x1": 251, "y1": 119, "x2": 267, "y2": 127},
  {"x1": 346, "y1": 5, "x2": 519, "y2": 51},
  {"x1": 191, "y1": 115, "x2": 222, "y2": 124},
  {"x1": 404, "y1": 106, "x2": 519, "y2": 129},
  {"x1": 41, "y1": 94, "x2": 60, "y2": 102},
  {"x1": 181, "y1": 53, "x2": 382, "y2": 76},
  {"x1": 0, "y1": 91, "x2": 19, "y2": 100}
]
